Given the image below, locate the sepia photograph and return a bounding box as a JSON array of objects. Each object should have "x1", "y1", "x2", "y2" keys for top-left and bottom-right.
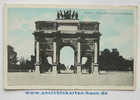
[{"x1": 4, "y1": 4, "x2": 137, "y2": 90}]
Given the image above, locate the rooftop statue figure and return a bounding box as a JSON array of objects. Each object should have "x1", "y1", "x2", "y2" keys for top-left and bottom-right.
[{"x1": 57, "y1": 10, "x2": 78, "y2": 20}]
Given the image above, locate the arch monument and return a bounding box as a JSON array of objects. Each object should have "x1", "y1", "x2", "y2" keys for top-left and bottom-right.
[{"x1": 32, "y1": 10, "x2": 101, "y2": 74}]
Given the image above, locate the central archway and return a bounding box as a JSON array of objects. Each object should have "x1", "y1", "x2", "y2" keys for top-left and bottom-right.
[{"x1": 60, "y1": 46, "x2": 75, "y2": 69}]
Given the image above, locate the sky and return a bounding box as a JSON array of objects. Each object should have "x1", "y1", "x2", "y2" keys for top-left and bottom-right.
[{"x1": 7, "y1": 7, "x2": 135, "y2": 66}]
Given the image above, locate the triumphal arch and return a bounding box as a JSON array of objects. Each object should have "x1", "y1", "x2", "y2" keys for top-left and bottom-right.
[{"x1": 33, "y1": 10, "x2": 101, "y2": 74}]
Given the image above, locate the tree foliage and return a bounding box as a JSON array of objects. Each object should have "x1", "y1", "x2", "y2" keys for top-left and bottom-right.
[
  {"x1": 8, "y1": 45, "x2": 17, "y2": 65},
  {"x1": 99, "y1": 48, "x2": 133, "y2": 71},
  {"x1": 8, "y1": 45, "x2": 35, "y2": 72}
]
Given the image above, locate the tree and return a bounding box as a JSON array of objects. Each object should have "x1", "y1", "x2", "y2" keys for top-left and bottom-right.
[
  {"x1": 111, "y1": 48, "x2": 119, "y2": 57},
  {"x1": 99, "y1": 48, "x2": 134, "y2": 71},
  {"x1": 19, "y1": 57, "x2": 26, "y2": 65},
  {"x1": 8, "y1": 45, "x2": 18, "y2": 72},
  {"x1": 101, "y1": 49, "x2": 111, "y2": 56},
  {"x1": 8, "y1": 45, "x2": 17, "y2": 65}
]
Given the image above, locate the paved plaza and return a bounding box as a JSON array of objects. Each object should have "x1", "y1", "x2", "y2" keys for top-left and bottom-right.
[{"x1": 7, "y1": 71, "x2": 133, "y2": 87}]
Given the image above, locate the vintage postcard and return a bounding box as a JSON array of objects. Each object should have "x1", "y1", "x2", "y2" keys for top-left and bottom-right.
[{"x1": 4, "y1": 4, "x2": 137, "y2": 90}]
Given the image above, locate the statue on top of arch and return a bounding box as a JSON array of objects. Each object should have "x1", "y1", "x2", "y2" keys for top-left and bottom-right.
[{"x1": 57, "y1": 9, "x2": 78, "y2": 20}]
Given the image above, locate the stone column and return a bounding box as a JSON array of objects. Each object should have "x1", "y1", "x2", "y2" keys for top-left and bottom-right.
[
  {"x1": 77, "y1": 42, "x2": 81, "y2": 74},
  {"x1": 35, "y1": 41, "x2": 40, "y2": 73},
  {"x1": 73, "y1": 52, "x2": 77, "y2": 74},
  {"x1": 53, "y1": 42, "x2": 57, "y2": 73},
  {"x1": 93, "y1": 41, "x2": 99, "y2": 72},
  {"x1": 57, "y1": 50, "x2": 61, "y2": 73}
]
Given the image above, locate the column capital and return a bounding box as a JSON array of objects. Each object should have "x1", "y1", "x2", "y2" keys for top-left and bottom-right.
[
  {"x1": 94, "y1": 39, "x2": 98, "y2": 43},
  {"x1": 53, "y1": 38, "x2": 57, "y2": 42},
  {"x1": 77, "y1": 39, "x2": 81, "y2": 42},
  {"x1": 35, "y1": 35, "x2": 40, "y2": 42}
]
